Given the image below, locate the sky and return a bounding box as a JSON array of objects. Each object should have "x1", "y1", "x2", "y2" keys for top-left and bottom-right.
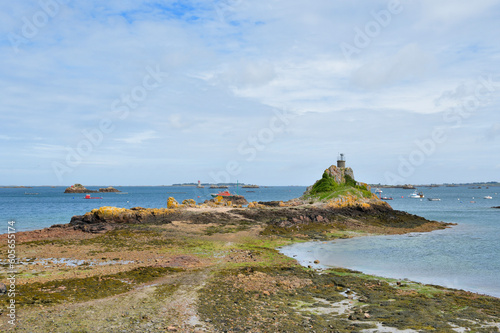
[{"x1": 1, "y1": 0, "x2": 499, "y2": 186}]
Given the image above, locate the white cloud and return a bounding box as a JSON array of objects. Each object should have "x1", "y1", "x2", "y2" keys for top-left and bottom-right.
[
  {"x1": 419, "y1": 0, "x2": 499, "y2": 25},
  {"x1": 350, "y1": 44, "x2": 436, "y2": 90},
  {"x1": 485, "y1": 123, "x2": 500, "y2": 140},
  {"x1": 114, "y1": 130, "x2": 159, "y2": 145},
  {"x1": 1, "y1": 1, "x2": 500, "y2": 185}
]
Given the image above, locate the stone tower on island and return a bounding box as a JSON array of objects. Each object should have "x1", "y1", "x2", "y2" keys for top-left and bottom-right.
[
  {"x1": 324, "y1": 153, "x2": 354, "y2": 185},
  {"x1": 337, "y1": 153, "x2": 346, "y2": 168}
]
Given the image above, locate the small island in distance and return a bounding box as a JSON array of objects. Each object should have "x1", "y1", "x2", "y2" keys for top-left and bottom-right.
[{"x1": 63, "y1": 184, "x2": 121, "y2": 193}]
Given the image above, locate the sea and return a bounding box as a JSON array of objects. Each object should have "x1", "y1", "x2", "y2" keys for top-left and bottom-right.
[
  {"x1": 280, "y1": 186, "x2": 500, "y2": 298},
  {"x1": 1, "y1": 185, "x2": 499, "y2": 298}
]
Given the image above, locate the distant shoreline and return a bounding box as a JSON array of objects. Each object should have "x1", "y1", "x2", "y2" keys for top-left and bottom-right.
[{"x1": 1, "y1": 182, "x2": 499, "y2": 188}]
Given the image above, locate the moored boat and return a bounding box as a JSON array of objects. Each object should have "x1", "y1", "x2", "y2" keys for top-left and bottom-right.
[
  {"x1": 84, "y1": 194, "x2": 103, "y2": 199},
  {"x1": 427, "y1": 198, "x2": 441, "y2": 201},
  {"x1": 210, "y1": 190, "x2": 232, "y2": 197},
  {"x1": 409, "y1": 190, "x2": 424, "y2": 199}
]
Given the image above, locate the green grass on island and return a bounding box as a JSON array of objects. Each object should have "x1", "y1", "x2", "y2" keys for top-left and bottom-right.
[{"x1": 302, "y1": 172, "x2": 373, "y2": 202}]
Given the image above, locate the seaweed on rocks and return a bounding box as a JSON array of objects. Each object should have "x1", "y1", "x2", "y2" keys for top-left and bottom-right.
[{"x1": 198, "y1": 265, "x2": 500, "y2": 332}]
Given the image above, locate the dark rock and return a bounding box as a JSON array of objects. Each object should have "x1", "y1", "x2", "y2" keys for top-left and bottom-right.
[
  {"x1": 0, "y1": 282, "x2": 6, "y2": 294},
  {"x1": 257, "y1": 201, "x2": 281, "y2": 207},
  {"x1": 73, "y1": 223, "x2": 115, "y2": 234}
]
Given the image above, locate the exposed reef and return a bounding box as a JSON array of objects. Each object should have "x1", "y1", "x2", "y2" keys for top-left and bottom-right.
[
  {"x1": 64, "y1": 199, "x2": 452, "y2": 239},
  {"x1": 69, "y1": 206, "x2": 176, "y2": 233}
]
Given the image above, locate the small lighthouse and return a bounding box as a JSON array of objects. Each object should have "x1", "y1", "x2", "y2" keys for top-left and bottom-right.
[{"x1": 337, "y1": 153, "x2": 346, "y2": 168}]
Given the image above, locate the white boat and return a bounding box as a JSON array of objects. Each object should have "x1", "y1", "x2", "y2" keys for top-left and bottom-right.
[
  {"x1": 484, "y1": 196, "x2": 493, "y2": 199},
  {"x1": 409, "y1": 190, "x2": 424, "y2": 199},
  {"x1": 375, "y1": 188, "x2": 382, "y2": 193}
]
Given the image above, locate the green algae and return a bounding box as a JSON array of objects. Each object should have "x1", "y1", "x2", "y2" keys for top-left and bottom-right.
[
  {"x1": 77, "y1": 227, "x2": 167, "y2": 251},
  {"x1": 9, "y1": 266, "x2": 183, "y2": 307},
  {"x1": 198, "y1": 264, "x2": 500, "y2": 332},
  {"x1": 22, "y1": 239, "x2": 74, "y2": 247},
  {"x1": 204, "y1": 224, "x2": 250, "y2": 236}
]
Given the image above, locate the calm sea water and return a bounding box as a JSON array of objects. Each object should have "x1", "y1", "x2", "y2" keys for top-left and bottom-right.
[
  {"x1": 280, "y1": 186, "x2": 500, "y2": 298},
  {"x1": 0, "y1": 185, "x2": 306, "y2": 232}
]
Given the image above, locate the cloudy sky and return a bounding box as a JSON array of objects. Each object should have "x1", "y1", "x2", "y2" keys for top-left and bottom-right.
[{"x1": 1, "y1": 0, "x2": 499, "y2": 186}]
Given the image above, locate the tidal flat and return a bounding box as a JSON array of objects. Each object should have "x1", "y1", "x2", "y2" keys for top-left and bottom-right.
[{"x1": 1, "y1": 203, "x2": 499, "y2": 332}]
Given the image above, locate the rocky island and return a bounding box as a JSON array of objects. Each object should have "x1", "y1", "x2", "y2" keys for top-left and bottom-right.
[
  {"x1": 63, "y1": 183, "x2": 98, "y2": 193},
  {"x1": 98, "y1": 186, "x2": 121, "y2": 193},
  {"x1": 64, "y1": 184, "x2": 121, "y2": 193},
  {"x1": 1, "y1": 164, "x2": 498, "y2": 332}
]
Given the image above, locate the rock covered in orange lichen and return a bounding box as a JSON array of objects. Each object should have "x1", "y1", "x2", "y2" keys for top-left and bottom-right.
[
  {"x1": 167, "y1": 197, "x2": 180, "y2": 209},
  {"x1": 247, "y1": 201, "x2": 266, "y2": 209},
  {"x1": 182, "y1": 199, "x2": 197, "y2": 207},
  {"x1": 69, "y1": 206, "x2": 177, "y2": 232}
]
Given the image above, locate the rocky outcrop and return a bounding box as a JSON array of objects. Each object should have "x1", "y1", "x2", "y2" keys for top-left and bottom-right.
[
  {"x1": 324, "y1": 165, "x2": 355, "y2": 185},
  {"x1": 205, "y1": 195, "x2": 248, "y2": 206},
  {"x1": 303, "y1": 165, "x2": 356, "y2": 196},
  {"x1": 64, "y1": 184, "x2": 97, "y2": 193},
  {"x1": 69, "y1": 206, "x2": 174, "y2": 233},
  {"x1": 98, "y1": 186, "x2": 121, "y2": 193},
  {"x1": 301, "y1": 162, "x2": 377, "y2": 205}
]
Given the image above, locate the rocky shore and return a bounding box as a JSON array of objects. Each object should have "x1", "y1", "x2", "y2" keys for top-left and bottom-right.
[
  {"x1": 2, "y1": 165, "x2": 499, "y2": 331},
  {"x1": 2, "y1": 198, "x2": 499, "y2": 332}
]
